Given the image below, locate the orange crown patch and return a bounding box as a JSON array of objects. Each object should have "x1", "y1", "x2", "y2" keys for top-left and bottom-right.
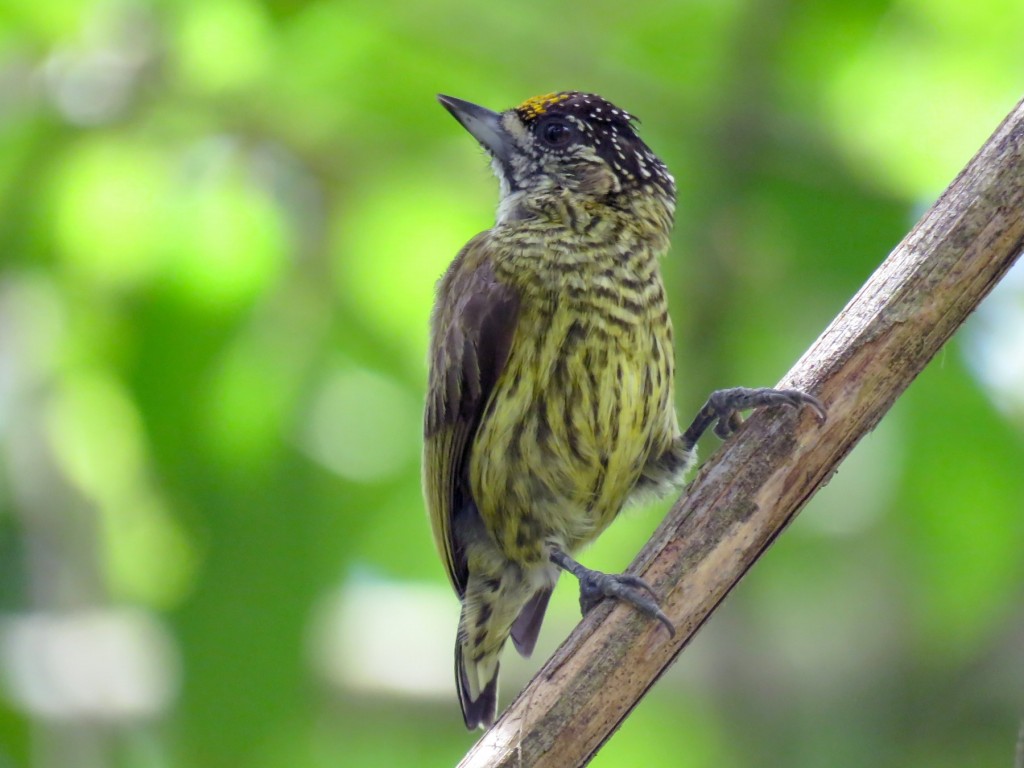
[{"x1": 515, "y1": 92, "x2": 571, "y2": 121}]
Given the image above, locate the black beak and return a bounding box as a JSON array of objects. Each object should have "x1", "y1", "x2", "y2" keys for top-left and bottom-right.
[{"x1": 437, "y1": 95, "x2": 513, "y2": 162}]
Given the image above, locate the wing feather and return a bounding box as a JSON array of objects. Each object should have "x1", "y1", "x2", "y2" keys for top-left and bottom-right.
[{"x1": 423, "y1": 234, "x2": 519, "y2": 597}]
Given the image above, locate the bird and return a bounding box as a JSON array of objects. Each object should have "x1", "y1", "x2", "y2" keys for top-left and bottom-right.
[{"x1": 423, "y1": 91, "x2": 825, "y2": 730}]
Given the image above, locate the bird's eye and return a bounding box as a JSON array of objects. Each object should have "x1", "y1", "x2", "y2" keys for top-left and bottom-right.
[{"x1": 540, "y1": 119, "x2": 573, "y2": 147}]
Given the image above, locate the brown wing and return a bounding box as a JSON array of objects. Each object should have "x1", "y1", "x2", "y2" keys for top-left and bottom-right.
[{"x1": 423, "y1": 233, "x2": 520, "y2": 597}]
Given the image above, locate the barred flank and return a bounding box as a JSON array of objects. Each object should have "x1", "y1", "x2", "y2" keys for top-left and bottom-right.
[{"x1": 471, "y1": 198, "x2": 677, "y2": 563}]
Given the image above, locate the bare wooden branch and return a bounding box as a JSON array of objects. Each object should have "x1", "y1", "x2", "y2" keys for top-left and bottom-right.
[{"x1": 457, "y1": 95, "x2": 1024, "y2": 768}]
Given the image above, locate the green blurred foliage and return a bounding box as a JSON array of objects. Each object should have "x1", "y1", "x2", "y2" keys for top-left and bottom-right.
[{"x1": 1, "y1": 1, "x2": 1022, "y2": 767}]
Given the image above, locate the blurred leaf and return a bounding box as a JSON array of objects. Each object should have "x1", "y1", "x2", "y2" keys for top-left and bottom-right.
[
  {"x1": 165, "y1": 140, "x2": 288, "y2": 309},
  {"x1": 50, "y1": 137, "x2": 170, "y2": 290},
  {"x1": 174, "y1": 0, "x2": 274, "y2": 95},
  {"x1": 331, "y1": 161, "x2": 489, "y2": 359}
]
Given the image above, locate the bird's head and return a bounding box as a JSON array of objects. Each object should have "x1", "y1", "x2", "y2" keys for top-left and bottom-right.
[{"x1": 438, "y1": 91, "x2": 675, "y2": 220}]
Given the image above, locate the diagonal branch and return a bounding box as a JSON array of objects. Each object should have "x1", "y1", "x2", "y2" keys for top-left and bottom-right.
[{"x1": 457, "y1": 95, "x2": 1024, "y2": 768}]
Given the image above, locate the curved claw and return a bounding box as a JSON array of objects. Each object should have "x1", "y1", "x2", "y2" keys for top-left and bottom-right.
[
  {"x1": 795, "y1": 392, "x2": 828, "y2": 422},
  {"x1": 607, "y1": 573, "x2": 661, "y2": 600},
  {"x1": 698, "y1": 386, "x2": 827, "y2": 441},
  {"x1": 550, "y1": 548, "x2": 676, "y2": 638},
  {"x1": 579, "y1": 572, "x2": 675, "y2": 637}
]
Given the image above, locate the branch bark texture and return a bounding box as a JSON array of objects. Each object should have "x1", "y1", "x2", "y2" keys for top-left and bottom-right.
[{"x1": 458, "y1": 96, "x2": 1024, "y2": 768}]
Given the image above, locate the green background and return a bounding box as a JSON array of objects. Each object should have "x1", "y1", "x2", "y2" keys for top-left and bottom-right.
[{"x1": 1, "y1": 0, "x2": 1022, "y2": 766}]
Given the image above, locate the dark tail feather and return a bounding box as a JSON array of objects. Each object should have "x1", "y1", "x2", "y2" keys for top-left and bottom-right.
[
  {"x1": 456, "y1": 643, "x2": 498, "y2": 730},
  {"x1": 510, "y1": 588, "x2": 552, "y2": 657}
]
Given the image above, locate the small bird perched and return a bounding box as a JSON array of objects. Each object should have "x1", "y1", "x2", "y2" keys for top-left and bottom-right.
[{"x1": 424, "y1": 91, "x2": 824, "y2": 729}]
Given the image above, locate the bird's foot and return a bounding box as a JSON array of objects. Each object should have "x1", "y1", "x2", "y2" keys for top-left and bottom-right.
[
  {"x1": 686, "y1": 386, "x2": 826, "y2": 443},
  {"x1": 550, "y1": 548, "x2": 674, "y2": 636}
]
